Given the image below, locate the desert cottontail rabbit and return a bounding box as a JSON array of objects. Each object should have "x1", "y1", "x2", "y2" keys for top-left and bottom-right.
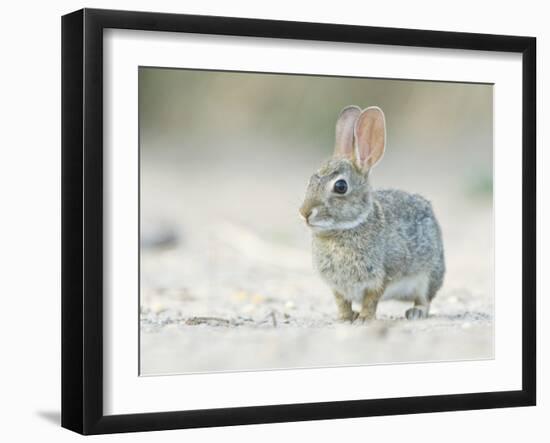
[{"x1": 299, "y1": 105, "x2": 445, "y2": 321}]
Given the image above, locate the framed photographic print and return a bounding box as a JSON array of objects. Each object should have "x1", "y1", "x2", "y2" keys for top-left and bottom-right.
[{"x1": 61, "y1": 8, "x2": 536, "y2": 435}]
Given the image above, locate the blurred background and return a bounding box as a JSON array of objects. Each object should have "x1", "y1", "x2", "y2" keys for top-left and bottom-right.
[{"x1": 139, "y1": 68, "x2": 494, "y2": 375}]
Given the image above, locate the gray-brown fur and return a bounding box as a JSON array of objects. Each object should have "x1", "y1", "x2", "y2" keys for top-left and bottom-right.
[{"x1": 299, "y1": 106, "x2": 445, "y2": 321}]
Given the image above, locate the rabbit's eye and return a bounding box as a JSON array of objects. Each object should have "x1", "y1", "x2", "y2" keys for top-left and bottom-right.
[{"x1": 333, "y1": 179, "x2": 348, "y2": 194}]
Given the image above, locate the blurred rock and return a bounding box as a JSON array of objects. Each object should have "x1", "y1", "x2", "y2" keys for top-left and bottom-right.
[{"x1": 141, "y1": 221, "x2": 179, "y2": 249}]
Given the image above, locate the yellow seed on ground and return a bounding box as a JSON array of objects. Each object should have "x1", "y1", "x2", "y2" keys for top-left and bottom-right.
[
  {"x1": 252, "y1": 294, "x2": 265, "y2": 304},
  {"x1": 232, "y1": 291, "x2": 249, "y2": 301}
]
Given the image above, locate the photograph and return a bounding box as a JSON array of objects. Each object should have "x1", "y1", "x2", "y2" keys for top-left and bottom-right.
[
  {"x1": 138, "y1": 67, "x2": 494, "y2": 376},
  {"x1": 56, "y1": 5, "x2": 537, "y2": 436}
]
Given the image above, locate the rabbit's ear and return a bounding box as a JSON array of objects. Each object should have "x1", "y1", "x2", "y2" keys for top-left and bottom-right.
[
  {"x1": 354, "y1": 107, "x2": 386, "y2": 172},
  {"x1": 334, "y1": 105, "x2": 361, "y2": 158}
]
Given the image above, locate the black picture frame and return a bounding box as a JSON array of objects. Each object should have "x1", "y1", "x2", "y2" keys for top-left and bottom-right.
[{"x1": 61, "y1": 8, "x2": 536, "y2": 435}]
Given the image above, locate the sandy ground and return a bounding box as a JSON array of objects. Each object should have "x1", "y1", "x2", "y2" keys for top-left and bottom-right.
[{"x1": 139, "y1": 148, "x2": 494, "y2": 376}]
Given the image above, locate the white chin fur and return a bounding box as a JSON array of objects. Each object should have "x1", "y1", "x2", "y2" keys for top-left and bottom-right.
[{"x1": 309, "y1": 211, "x2": 368, "y2": 231}]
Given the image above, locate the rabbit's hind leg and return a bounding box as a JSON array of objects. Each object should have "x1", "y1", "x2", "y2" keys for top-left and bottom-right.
[
  {"x1": 405, "y1": 294, "x2": 430, "y2": 320},
  {"x1": 385, "y1": 273, "x2": 430, "y2": 320}
]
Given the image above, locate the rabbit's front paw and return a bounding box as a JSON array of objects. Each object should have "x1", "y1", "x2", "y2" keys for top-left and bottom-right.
[
  {"x1": 357, "y1": 312, "x2": 376, "y2": 323},
  {"x1": 338, "y1": 311, "x2": 359, "y2": 323},
  {"x1": 334, "y1": 292, "x2": 359, "y2": 323},
  {"x1": 357, "y1": 290, "x2": 381, "y2": 323}
]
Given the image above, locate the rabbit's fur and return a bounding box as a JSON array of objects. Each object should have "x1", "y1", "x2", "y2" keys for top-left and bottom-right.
[{"x1": 299, "y1": 106, "x2": 445, "y2": 321}]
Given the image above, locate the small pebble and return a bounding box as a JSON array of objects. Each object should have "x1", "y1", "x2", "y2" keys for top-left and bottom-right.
[
  {"x1": 284, "y1": 300, "x2": 296, "y2": 310},
  {"x1": 150, "y1": 301, "x2": 166, "y2": 313}
]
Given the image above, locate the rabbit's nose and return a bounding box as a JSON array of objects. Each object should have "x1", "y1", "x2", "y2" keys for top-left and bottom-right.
[
  {"x1": 299, "y1": 205, "x2": 315, "y2": 222},
  {"x1": 299, "y1": 206, "x2": 312, "y2": 221}
]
